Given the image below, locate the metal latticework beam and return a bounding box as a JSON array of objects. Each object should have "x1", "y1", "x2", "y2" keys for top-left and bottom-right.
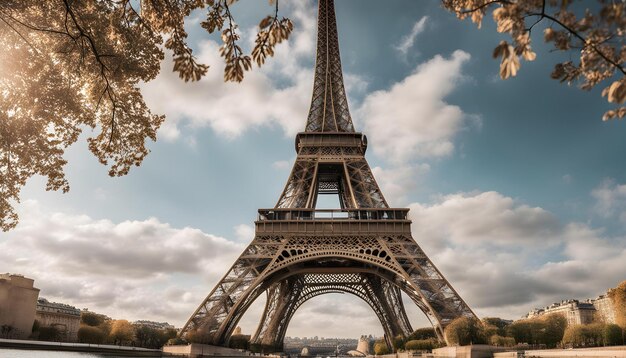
[{"x1": 305, "y1": 0, "x2": 354, "y2": 133}]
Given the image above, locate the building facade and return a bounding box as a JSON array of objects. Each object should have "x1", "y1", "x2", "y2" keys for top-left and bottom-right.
[
  {"x1": 0, "y1": 273, "x2": 40, "y2": 339},
  {"x1": 525, "y1": 290, "x2": 618, "y2": 325},
  {"x1": 593, "y1": 294, "x2": 616, "y2": 323},
  {"x1": 35, "y1": 298, "x2": 81, "y2": 342}
]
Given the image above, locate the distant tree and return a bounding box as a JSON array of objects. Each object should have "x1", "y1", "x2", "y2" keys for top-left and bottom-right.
[
  {"x1": 164, "y1": 328, "x2": 178, "y2": 340},
  {"x1": 609, "y1": 280, "x2": 626, "y2": 329},
  {"x1": 78, "y1": 325, "x2": 106, "y2": 344},
  {"x1": 489, "y1": 335, "x2": 516, "y2": 347},
  {"x1": 373, "y1": 340, "x2": 390, "y2": 355},
  {"x1": 444, "y1": 316, "x2": 486, "y2": 346},
  {"x1": 506, "y1": 320, "x2": 533, "y2": 345},
  {"x1": 134, "y1": 325, "x2": 169, "y2": 349},
  {"x1": 0, "y1": 325, "x2": 15, "y2": 339},
  {"x1": 392, "y1": 334, "x2": 406, "y2": 351},
  {"x1": 482, "y1": 317, "x2": 511, "y2": 336},
  {"x1": 541, "y1": 314, "x2": 567, "y2": 348},
  {"x1": 602, "y1": 324, "x2": 623, "y2": 346},
  {"x1": 109, "y1": 320, "x2": 135, "y2": 346},
  {"x1": 228, "y1": 334, "x2": 250, "y2": 350},
  {"x1": 185, "y1": 326, "x2": 211, "y2": 345},
  {"x1": 482, "y1": 323, "x2": 499, "y2": 341},
  {"x1": 505, "y1": 316, "x2": 564, "y2": 346},
  {"x1": 80, "y1": 311, "x2": 107, "y2": 327},
  {"x1": 404, "y1": 339, "x2": 435, "y2": 351},
  {"x1": 37, "y1": 326, "x2": 61, "y2": 341},
  {"x1": 166, "y1": 337, "x2": 187, "y2": 346},
  {"x1": 98, "y1": 319, "x2": 112, "y2": 340},
  {"x1": 562, "y1": 323, "x2": 621, "y2": 348},
  {"x1": 408, "y1": 327, "x2": 437, "y2": 341},
  {"x1": 31, "y1": 320, "x2": 40, "y2": 333},
  {"x1": 562, "y1": 325, "x2": 586, "y2": 348}
]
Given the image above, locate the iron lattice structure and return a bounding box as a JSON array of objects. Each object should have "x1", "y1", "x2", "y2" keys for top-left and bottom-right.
[{"x1": 181, "y1": 0, "x2": 476, "y2": 350}]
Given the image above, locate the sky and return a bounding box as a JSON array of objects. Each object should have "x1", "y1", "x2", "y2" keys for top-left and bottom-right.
[{"x1": 2, "y1": 0, "x2": 626, "y2": 339}]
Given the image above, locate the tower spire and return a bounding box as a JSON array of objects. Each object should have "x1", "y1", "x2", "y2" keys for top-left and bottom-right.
[{"x1": 305, "y1": 0, "x2": 355, "y2": 132}]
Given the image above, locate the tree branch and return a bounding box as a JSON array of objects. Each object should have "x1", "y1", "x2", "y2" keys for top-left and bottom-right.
[
  {"x1": 460, "y1": 0, "x2": 512, "y2": 14},
  {"x1": 62, "y1": 0, "x2": 119, "y2": 147},
  {"x1": 526, "y1": 7, "x2": 625, "y2": 76}
]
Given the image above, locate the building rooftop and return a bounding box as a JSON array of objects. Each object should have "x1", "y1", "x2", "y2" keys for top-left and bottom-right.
[{"x1": 37, "y1": 298, "x2": 81, "y2": 316}]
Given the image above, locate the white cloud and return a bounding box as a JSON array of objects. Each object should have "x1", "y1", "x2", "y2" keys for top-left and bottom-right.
[
  {"x1": 272, "y1": 160, "x2": 291, "y2": 170},
  {"x1": 0, "y1": 200, "x2": 243, "y2": 326},
  {"x1": 395, "y1": 16, "x2": 429, "y2": 55},
  {"x1": 234, "y1": 223, "x2": 255, "y2": 242},
  {"x1": 562, "y1": 174, "x2": 572, "y2": 184},
  {"x1": 4, "y1": 191, "x2": 625, "y2": 333},
  {"x1": 359, "y1": 50, "x2": 472, "y2": 163},
  {"x1": 405, "y1": 191, "x2": 626, "y2": 319},
  {"x1": 410, "y1": 191, "x2": 561, "y2": 249},
  {"x1": 141, "y1": 1, "x2": 322, "y2": 141},
  {"x1": 591, "y1": 178, "x2": 626, "y2": 220},
  {"x1": 371, "y1": 164, "x2": 430, "y2": 206}
]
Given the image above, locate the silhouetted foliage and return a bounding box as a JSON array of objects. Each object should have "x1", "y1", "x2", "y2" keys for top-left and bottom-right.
[
  {"x1": 542, "y1": 314, "x2": 567, "y2": 348},
  {"x1": 37, "y1": 326, "x2": 61, "y2": 341},
  {"x1": 134, "y1": 326, "x2": 170, "y2": 349},
  {"x1": 31, "y1": 320, "x2": 40, "y2": 333},
  {"x1": 444, "y1": 316, "x2": 486, "y2": 346},
  {"x1": 166, "y1": 337, "x2": 187, "y2": 346},
  {"x1": 80, "y1": 311, "x2": 107, "y2": 327},
  {"x1": 408, "y1": 327, "x2": 437, "y2": 341},
  {"x1": 228, "y1": 334, "x2": 250, "y2": 350},
  {"x1": 109, "y1": 319, "x2": 134, "y2": 345},
  {"x1": 404, "y1": 339, "x2": 442, "y2": 351},
  {"x1": 489, "y1": 335, "x2": 516, "y2": 347},
  {"x1": 373, "y1": 340, "x2": 390, "y2": 355},
  {"x1": 563, "y1": 323, "x2": 625, "y2": 347},
  {"x1": 505, "y1": 314, "x2": 566, "y2": 348},
  {"x1": 0, "y1": 325, "x2": 15, "y2": 339},
  {"x1": 392, "y1": 334, "x2": 406, "y2": 351},
  {"x1": 609, "y1": 280, "x2": 626, "y2": 329},
  {"x1": 482, "y1": 317, "x2": 511, "y2": 336},
  {"x1": 78, "y1": 325, "x2": 106, "y2": 344}
]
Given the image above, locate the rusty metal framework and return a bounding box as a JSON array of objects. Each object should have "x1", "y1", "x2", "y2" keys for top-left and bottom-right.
[{"x1": 181, "y1": 0, "x2": 476, "y2": 350}]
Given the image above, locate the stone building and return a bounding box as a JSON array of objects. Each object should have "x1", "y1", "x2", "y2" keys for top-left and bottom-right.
[
  {"x1": 36, "y1": 298, "x2": 81, "y2": 342},
  {"x1": 525, "y1": 289, "x2": 618, "y2": 325},
  {"x1": 593, "y1": 294, "x2": 616, "y2": 323},
  {"x1": 526, "y1": 299, "x2": 595, "y2": 325},
  {"x1": 0, "y1": 273, "x2": 40, "y2": 339}
]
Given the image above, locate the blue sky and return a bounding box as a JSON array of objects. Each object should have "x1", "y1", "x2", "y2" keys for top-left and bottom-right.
[{"x1": 1, "y1": 0, "x2": 625, "y2": 339}]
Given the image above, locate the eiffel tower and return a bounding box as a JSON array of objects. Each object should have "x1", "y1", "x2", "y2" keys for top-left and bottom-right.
[{"x1": 181, "y1": 0, "x2": 476, "y2": 350}]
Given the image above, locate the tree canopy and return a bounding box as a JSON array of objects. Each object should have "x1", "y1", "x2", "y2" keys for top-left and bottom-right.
[{"x1": 0, "y1": 0, "x2": 624, "y2": 230}]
